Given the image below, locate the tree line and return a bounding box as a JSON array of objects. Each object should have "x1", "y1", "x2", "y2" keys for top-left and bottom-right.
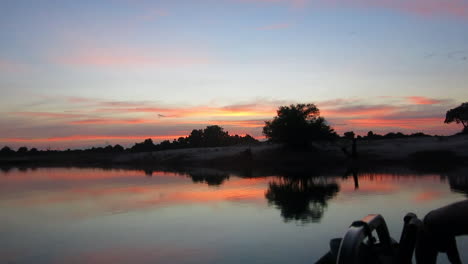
[{"x1": 0, "y1": 125, "x2": 259, "y2": 156}]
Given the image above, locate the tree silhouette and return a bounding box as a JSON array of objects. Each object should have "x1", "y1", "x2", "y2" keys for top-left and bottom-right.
[
  {"x1": 187, "y1": 129, "x2": 204, "y2": 147},
  {"x1": 203, "y1": 125, "x2": 229, "y2": 147},
  {"x1": 17, "y1": 147, "x2": 28, "y2": 155},
  {"x1": 445, "y1": 102, "x2": 468, "y2": 134},
  {"x1": 263, "y1": 104, "x2": 337, "y2": 148},
  {"x1": 265, "y1": 176, "x2": 339, "y2": 223},
  {"x1": 0, "y1": 146, "x2": 15, "y2": 156},
  {"x1": 344, "y1": 131, "x2": 355, "y2": 139},
  {"x1": 130, "y1": 138, "x2": 156, "y2": 152}
]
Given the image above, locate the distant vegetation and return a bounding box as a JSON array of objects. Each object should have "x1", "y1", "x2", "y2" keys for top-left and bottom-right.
[
  {"x1": 0, "y1": 125, "x2": 259, "y2": 156},
  {"x1": 347, "y1": 131, "x2": 432, "y2": 140},
  {"x1": 129, "y1": 125, "x2": 258, "y2": 152}
]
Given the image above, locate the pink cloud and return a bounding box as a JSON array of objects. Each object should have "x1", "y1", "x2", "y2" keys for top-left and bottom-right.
[
  {"x1": 406, "y1": 96, "x2": 446, "y2": 105},
  {"x1": 321, "y1": 105, "x2": 399, "y2": 117},
  {"x1": 348, "y1": 0, "x2": 468, "y2": 18},
  {"x1": 12, "y1": 112, "x2": 84, "y2": 119},
  {"x1": 141, "y1": 8, "x2": 169, "y2": 21},
  {"x1": 238, "y1": 0, "x2": 307, "y2": 8},
  {"x1": 0, "y1": 59, "x2": 25, "y2": 72},
  {"x1": 256, "y1": 23, "x2": 291, "y2": 30},
  {"x1": 238, "y1": 0, "x2": 468, "y2": 18},
  {"x1": 58, "y1": 55, "x2": 212, "y2": 67}
]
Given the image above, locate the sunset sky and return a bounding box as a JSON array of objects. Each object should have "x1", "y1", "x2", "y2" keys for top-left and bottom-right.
[{"x1": 1, "y1": 0, "x2": 468, "y2": 149}]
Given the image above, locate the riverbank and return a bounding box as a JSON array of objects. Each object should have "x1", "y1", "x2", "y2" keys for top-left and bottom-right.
[{"x1": 1, "y1": 134, "x2": 468, "y2": 170}]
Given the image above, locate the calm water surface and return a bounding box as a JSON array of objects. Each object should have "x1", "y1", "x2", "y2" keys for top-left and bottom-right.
[{"x1": 1, "y1": 167, "x2": 467, "y2": 263}]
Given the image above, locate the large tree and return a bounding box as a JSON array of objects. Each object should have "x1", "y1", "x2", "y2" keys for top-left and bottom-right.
[
  {"x1": 263, "y1": 103, "x2": 337, "y2": 148},
  {"x1": 445, "y1": 102, "x2": 468, "y2": 134}
]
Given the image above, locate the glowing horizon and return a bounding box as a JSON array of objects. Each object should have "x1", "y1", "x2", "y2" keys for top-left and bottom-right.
[{"x1": 1, "y1": 0, "x2": 467, "y2": 149}]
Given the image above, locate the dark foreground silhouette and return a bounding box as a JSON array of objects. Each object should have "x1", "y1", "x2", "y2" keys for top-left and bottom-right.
[
  {"x1": 317, "y1": 200, "x2": 468, "y2": 264},
  {"x1": 416, "y1": 200, "x2": 468, "y2": 264}
]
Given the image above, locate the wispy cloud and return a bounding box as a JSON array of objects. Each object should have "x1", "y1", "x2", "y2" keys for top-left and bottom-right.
[
  {"x1": 321, "y1": 105, "x2": 399, "y2": 117},
  {"x1": 12, "y1": 112, "x2": 85, "y2": 119},
  {"x1": 237, "y1": 0, "x2": 468, "y2": 18},
  {"x1": 68, "y1": 118, "x2": 157, "y2": 125},
  {"x1": 256, "y1": 23, "x2": 291, "y2": 30},
  {"x1": 406, "y1": 96, "x2": 447, "y2": 105},
  {"x1": 57, "y1": 54, "x2": 212, "y2": 67},
  {"x1": 0, "y1": 59, "x2": 26, "y2": 73},
  {"x1": 140, "y1": 8, "x2": 169, "y2": 21},
  {"x1": 237, "y1": 0, "x2": 307, "y2": 9}
]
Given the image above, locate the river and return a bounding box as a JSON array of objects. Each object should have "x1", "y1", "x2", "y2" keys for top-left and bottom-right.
[{"x1": 1, "y1": 167, "x2": 467, "y2": 263}]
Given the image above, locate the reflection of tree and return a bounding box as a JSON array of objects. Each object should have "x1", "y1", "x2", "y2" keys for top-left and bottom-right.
[
  {"x1": 448, "y1": 174, "x2": 468, "y2": 197},
  {"x1": 188, "y1": 171, "x2": 230, "y2": 186},
  {"x1": 265, "y1": 177, "x2": 339, "y2": 223},
  {"x1": 0, "y1": 167, "x2": 11, "y2": 174}
]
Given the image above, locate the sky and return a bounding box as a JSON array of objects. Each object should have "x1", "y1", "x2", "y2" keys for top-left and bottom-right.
[{"x1": 1, "y1": 0, "x2": 468, "y2": 149}]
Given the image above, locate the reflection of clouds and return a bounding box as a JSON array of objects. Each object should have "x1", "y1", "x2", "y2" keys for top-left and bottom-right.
[
  {"x1": 1, "y1": 168, "x2": 269, "y2": 219},
  {"x1": 0, "y1": 168, "x2": 186, "y2": 200},
  {"x1": 53, "y1": 245, "x2": 216, "y2": 264},
  {"x1": 341, "y1": 181, "x2": 399, "y2": 195},
  {"x1": 414, "y1": 191, "x2": 443, "y2": 202},
  {"x1": 338, "y1": 173, "x2": 453, "y2": 202}
]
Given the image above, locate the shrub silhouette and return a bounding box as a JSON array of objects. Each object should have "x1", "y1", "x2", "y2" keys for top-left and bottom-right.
[{"x1": 129, "y1": 125, "x2": 259, "y2": 152}]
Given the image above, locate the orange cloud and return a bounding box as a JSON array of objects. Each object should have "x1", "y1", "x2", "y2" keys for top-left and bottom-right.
[
  {"x1": 406, "y1": 96, "x2": 445, "y2": 105},
  {"x1": 69, "y1": 118, "x2": 157, "y2": 125},
  {"x1": 95, "y1": 105, "x2": 275, "y2": 119},
  {"x1": 1, "y1": 134, "x2": 187, "y2": 143}
]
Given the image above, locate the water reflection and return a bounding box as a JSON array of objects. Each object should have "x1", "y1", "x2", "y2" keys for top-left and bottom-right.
[
  {"x1": 188, "y1": 170, "x2": 230, "y2": 186},
  {"x1": 0, "y1": 166, "x2": 467, "y2": 264},
  {"x1": 265, "y1": 176, "x2": 339, "y2": 223}
]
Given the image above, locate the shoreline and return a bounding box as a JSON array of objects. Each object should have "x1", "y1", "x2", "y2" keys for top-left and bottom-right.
[{"x1": 1, "y1": 135, "x2": 468, "y2": 173}]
